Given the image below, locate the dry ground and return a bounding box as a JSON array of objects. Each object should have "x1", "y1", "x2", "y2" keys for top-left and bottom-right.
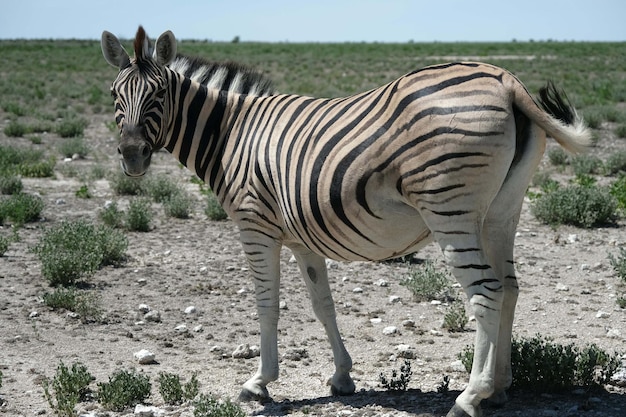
[{"x1": 0, "y1": 114, "x2": 625, "y2": 417}]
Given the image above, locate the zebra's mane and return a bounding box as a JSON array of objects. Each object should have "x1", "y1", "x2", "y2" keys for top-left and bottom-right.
[{"x1": 168, "y1": 54, "x2": 275, "y2": 97}]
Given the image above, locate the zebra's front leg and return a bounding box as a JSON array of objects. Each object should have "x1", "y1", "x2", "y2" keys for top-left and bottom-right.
[
  {"x1": 291, "y1": 246, "x2": 356, "y2": 396},
  {"x1": 238, "y1": 237, "x2": 282, "y2": 402}
]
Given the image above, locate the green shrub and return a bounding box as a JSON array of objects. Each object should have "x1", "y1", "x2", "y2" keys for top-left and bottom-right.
[
  {"x1": 126, "y1": 198, "x2": 152, "y2": 232},
  {"x1": 55, "y1": 118, "x2": 87, "y2": 138},
  {"x1": 164, "y1": 192, "x2": 193, "y2": 219},
  {"x1": 609, "y1": 247, "x2": 626, "y2": 283},
  {"x1": 144, "y1": 174, "x2": 179, "y2": 203},
  {"x1": 571, "y1": 154, "x2": 602, "y2": 176},
  {"x1": 42, "y1": 361, "x2": 93, "y2": 417},
  {"x1": 18, "y1": 159, "x2": 55, "y2": 178},
  {"x1": 604, "y1": 151, "x2": 626, "y2": 175},
  {"x1": 206, "y1": 191, "x2": 227, "y2": 221},
  {"x1": 99, "y1": 201, "x2": 123, "y2": 228},
  {"x1": 442, "y1": 302, "x2": 468, "y2": 332},
  {"x1": 379, "y1": 360, "x2": 412, "y2": 392},
  {"x1": 531, "y1": 185, "x2": 617, "y2": 228},
  {"x1": 0, "y1": 175, "x2": 23, "y2": 195},
  {"x1": 0, "y1": 193, "x2": 44, "y2": 225},
  {"x1": 193, "y1": 393, "x2": 246, "y2": 417},
  {"x1": 158, "y1": 372, "x2": 199, "y2": 405},
  {"x1": 33, "y1": 220, "x2": 128, "y2": 286},
  {"x1": 42, "y1": 287, "x2": 103, "y2": 323},
  {"x1": 547, "y1": 147, "x2": 569, "y2": 166},
  {"x1": 75, "y1": 185, "x2": 91, "y2": 199},
  {"x1": 58, "y1": 137, "x2": 89, "y2": 158},
  {"x1": 97, "y1": 370, "x2": 151, "y2": 411},
  {"x1": 401, "y1": 260, "x2": 454, "y2": 302},
  {"x1": 459, "y1": 335, "x2": 622, "y2": 392},
  {"x1": 110, "y1": 172, "x2": 144, "y2": 195},
  {"x1": 4, "y1": 121, "x2": 27, "y2": 137},
  {"x1": 615, "y1": 124, "x2": 626, "y2": 139},
  {"x1": 0, "y1": 235, "x2": 9, "y2": 256},
  {"x1": 610, "y1": 175, "x2": 626, "y2": 210}
]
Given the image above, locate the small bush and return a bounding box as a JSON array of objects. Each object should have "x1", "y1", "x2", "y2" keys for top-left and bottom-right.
[
  {"x1": 126, "y1": 198, "x2": 152, "y2": 232},
  {"x1": 459, "y1": 335, "x2": 622, "y2": 392},
  {"x1": 42, "y1": 287, "x2": 102, "y2": 323},
  {"x1": 17, "y1": 159, "x2": 55, "y2": 178},
  {"x1": 0, "y1": 235, "x2": 9, "y2": 256},
  {"x1": 571, "y1": 154, "x2": 602, "y2": 176},
  {"x1": 97, "y1": 369, "x2": 151, "y2": 411},
  {"x1": 193, "y1": 393, "x2": 246, "y2": 417},
  {"x1": 42, "y1": 361, "x2": 93, "y2": 417},
  {"x1": 615, "y1": 124, "x2": 626, "y2": 139},
  {"x1": 75, "y1": 185, "x2": 91, "y2": 199},
  {"x1": 164, "y1": 192, "x2": 193, "y2": 219},
  {"x1": 379, "y1": 359, "x2": 412, "y2": 392},
  {"x1": 4, "y1": 121, "x2": 27, "y2": 137},
  {"x1": 0, "y1": 175, "x2": 23, "y2": 195},
  {"x1": 609, "y1": 247, "x2": 626, "y2": 283},
  {"x1": 99, "y1": 201, "x2": 123, "y2": 228},
  {"x1": 33, "y1": 220, "x2": 128, "y2": 286},
  {"x1": 610, "y1": 175, "x2": 626, "y2": 211},
  {"x1": 110, "y1": 172, "x2": 144, "y2": 195},
  {"x1": 205, "y1": 192, "x2": 227, "y2": 221},
  {"x1": 58, "y1": 137, "x2": 89, "y2": 158},
  {"x1": 158, "y1": 372, "x2": 199, "y2": 405},
  {"x1": 55, "y1": 118, "x2": 87, "y2": 138},
  {"x1": 604, "y1": 151, "x2": 626, "y2": 175},
  {"x1": 0, "y1": 193, "x2": 44, "y2": 225},
  {"x1": 144, "y1": 174, "x2": 179, "y2": 203},
  {"x1": 401, "y1": 260, "x2": 454, "y2": 302},
  {"x1": 547, "y1": 148, "x2": 569, "y2": 166},
  {"x1": 531, "y1": 185, "x2": 617, "y2": 228},
  {"x1": 442, "y1": 302, "x2": 468, "y2": 332}
]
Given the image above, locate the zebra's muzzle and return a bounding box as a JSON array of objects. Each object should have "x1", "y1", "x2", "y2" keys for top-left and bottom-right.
[{"x1": 118, "y1": 125, "x2": 153, "y2": 177}]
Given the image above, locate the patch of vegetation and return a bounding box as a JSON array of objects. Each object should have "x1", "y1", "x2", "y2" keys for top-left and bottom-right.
[
  {"x1": 379, "y1": 359, "x2": 412, "y2": 392},
  {"x1": 55, "y1": 118, "x2": 87, "y2": 138},
  {"x1": 442, "y1": 302, "x2": 468, "y2": 332},
  {"x1": 0, "y1": 234, "x2": 9, "y2": 256},
  {"x1": 158, "y1": 372, "x2": 199, "y2": 405},
  {"x1": 33, "y1": 220, "x2": 128, "y2": 286},
  {"x1": 42, "y1": 361, "x2": 93, "y2": 417},
  {"x1": 0, "y1": 193, "x2": 44, "y2": 226},
  {"x1": 193, "y1": 393, "x2": 246, "y2": 417},
  {"x1": 164, "y1": 191, "x2": 194, "y2": 219},
  {"x1": 0, "y1": 175, "x2": 23, "y2": 195},
  {"x1": 110, "y1": 172, "x2": 145, "y2": 195},
  {"x1": 531, "y1": 185, "x2": 618, "y2": 228},
  {"x1": 97, "y1": 369, "x2": 151, "y2": 412},
  {"x1": 609, "y1": 247, "x2": 626, "y2": 283},
  {"x1": 126, "y1": 198, "x2": 152, "y2": 232},
  {"x1": 75, "y1": 185, "x2": 91, "y2": 199},
  {"x1": 58, "y1": 137, "x2": 89, "y2": 158},
  {"x1": 604, "y1": 151, "x2": 626, "y2": 176},
  {"x1": 205, "y1": 191, "x2": 227, "y2": 221},
  {"x1": 42, "y1": 287, "x2": 103, "y2": 323},
  {"x1": 4, "y1": 121, "x2": 28, "y2": 137},
  {"x1": 610, "y1": 175, "x2": 626, "y2": 211},
  {"x1": 547, "y1": 147, "x2": 569, "y2": 166},
  {"x1": 0, "y1": 145, "x2": 54, "y2": 178},
  {"x1": 571, "y1": 154, "x2": 602, "y2": 176},
  {"x1": 615, "y1": 124, "x2": 626, "y2": 139},
  {"x1": 99, "y1": 201, "x2": 123, "y2": 228},
  {"x1": 143, "y1": 174, "x2": 179, "y2": 203},
  {"x1": 401, "y1": 260, "x2": 454, "y2": 302},
  {"x1": 459, "y1": 335, "x2": 622, "y2": 392}
]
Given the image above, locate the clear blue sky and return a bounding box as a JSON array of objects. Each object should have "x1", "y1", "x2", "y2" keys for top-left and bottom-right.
[{"x1": 1, "y1": 0, "x2": 624, "y2": 42}]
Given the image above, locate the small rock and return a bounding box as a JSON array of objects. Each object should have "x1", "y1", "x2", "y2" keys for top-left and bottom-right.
[
  {"x1": 209, "y1": 345, "x2": 222, "y2": 353},
  {"x1": 137, "y1": 278, "x2": 147, "y2": 286},
  {"x1": 595, "y1": 310, "x2": 611, "y2": 319},
  {"x1": 29, "y1": 311, "x2": 39, "y2": 318},
  {"x1": 370, "y1": 317, "x2": 382, "y2": 324},
  {"x1": 325, "y1": 259, "x2": 339, "y2": 269},
  {"x1": 580, "y1": 264, "x2": 591, "y2": 271},
  {"x1": 430, "y1": 329, "x2": 444, "y2": 337},
  {"x1": 396, "y1": 344, "x2": 416, "y2": 359},
  {"x1": 193, "y1": 325, "x2": 203, "y2": 333},
  {"x1": 138, "y1": 304, "x2": 151, "y2": 313},
  {"x1": 555, "y1": 283, "x2": 569, "y2": 292},
  {"x1": 163, "y1": 250, "x2": 171, "y2": 256},
  {"x1": 606, "y1": 328, "x2": 621, "y2": 339},
  {"x1": 134, "y1": 404, "x2": 165, "y2": 417},
  {"x1": 567, "y1": 234, "x2": 579, "y2": 243},
  {"x1": 353, "y1": 287, "x2": 364, "y2": 293},
  {"x1": 233, "y1": 343, "x2": 258, "y2": 359},
  {"x1": 289, "y1": 255, "x2": 297, "y2": 263},
  {"x1": 382, "y1": 326, "x2": 398, "y2": 335},
  {"x1": 134, "y1": 349, "x2": 156, "y2": 364},
  {"x1": 611, "y1": 368, "x2": 626, "y2": 387},
  {"x1": 376, "y1": 279, "x2": 389, "y2": 287},
  {"x1": 401, "y1": 319, "x2": 415, "y2": 328},
  {"x1": 66, "y1": 312, "x2": 79, "y2": 319},
  {"x1": 144, "y1": 310, "x2": 161, "y2": 322},
  {"x1": 431, "y1": 300, "x2": 442, "y2": 305},
  {"x1": 279, "y1": 300, "x2": 288, "y2": 310},
  {"x1": 283, "y1": 347, "x2": 309, "y2": 361},
  {"x1": 448, "y1": 359, "x2": 466, "y2": 372},
  {"x1": 389, "y1": 295, "x2": 401, "y2": 304},
  {"x1": 174, "y1": 324, "x2": 188, "y2": 333},
  {"x1": 55, "y1": 198, "x2": 66, "y2": 205},
  {"x1": 237, "y1": 287, "x2": 249, "y2": 295},
  {"x1": 184, "y1": 306, "x2": 197, "y2": 315},
  {"x1": 71, "y1": 153, "x2": 81, "y2": 161}
]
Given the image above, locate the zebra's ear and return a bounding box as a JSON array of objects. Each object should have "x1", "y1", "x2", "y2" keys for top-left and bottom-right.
[
  {"x1": 101, "y1": 31, "x2": 131, "y2": 69},
  {"x1": 154, "y1": 30, "x2": 177, "y2": 66}
]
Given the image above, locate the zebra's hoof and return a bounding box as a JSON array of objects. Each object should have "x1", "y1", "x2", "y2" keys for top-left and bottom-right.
[
  {"x1": 238, "y1": 386, "x2": 271, "y2": 403},
  {"x1": 329, "y1": 374, "x2": 356, "y2": 396},
  {"x1": 485, "y1": 390, "x2": 508, "y2": 408},
  {"x1": 446, "y1": 403, "x2": 481, "y2": 417}
]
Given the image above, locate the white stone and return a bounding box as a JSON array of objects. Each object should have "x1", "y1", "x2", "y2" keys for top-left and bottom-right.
[
  {"x1": 431, "y1": 300, "x2": 442, "y2": 305},
  {"x1": 389, "y1": 295, "x2": 401, "y2": 304},
  {"x1": 352, "y1": 287, "x2": 364, "y2": 293},
  {"x1": 279, "y1": 300, "x2": 288, "y2": 310},
  {"x1": 175, "y1": 324, "x2": 188, "y2": 333},
  {"x1": 567, "y1": 234, "x2": 579, "y2": 243},
  {"x1": 370, "y1": 317, "x2": 382, "y2": 324},
  {"x1": 144, "y1": 310, "x2": 161, "y2": 322},
  {"x1": 29, "y1": 311, "x2": 39, "y2": 318},
  {"x1": 289, "y1": 255, "x2": 297, "y2": 263},
  {"x1": 580, "y1": 264, "x2": 591, "y2": 271},
  {"x1": 134, "y1": 404, "x2": 165, "y2": 417},
  {"x1": 430, "y1": 329, "x2": 444, "y2": 337},
  {"x1": 193, "y1": 325, "x2": 203, "y2": 333},
  {"x1": 382, "y1": 326, "x2": 398, "y2": 335},
  {"x1": 401, "y1": 319, "x2": 415, "y2": 328},
  {"x1": 184, "y1": 306, "x2": 197, "y2": 315},
  {"x1": 233, "y1": 343, "x2": 258, "y2": 359},
  {"x1": 606, "y1": 328, "x2": 621, "y2": 339},
  {"x1": 138, "y1": 304, "x2": 151, "y2": 313},
  {"x1": 325, "y1": 259, "x2": 339, "y2": 269},
  {"x1": 396, "y1": 344, "x2": 416, "y2": 359},
  {"x1": 595, "y1": 310, "x2": 611, "y2": 318},
  {"x1": 556, "y1": 283, "x2": 569, "y2": 292},
  {"x1": 134, "y1": 349, "x2": 156, "y2": 364},
  {"x1": 376, "y1": 279, "x2": 389, "y2": 287}
]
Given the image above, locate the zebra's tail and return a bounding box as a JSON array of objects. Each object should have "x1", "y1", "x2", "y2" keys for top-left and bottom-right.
[{"x1": 513, "y1": 80, "x2": 592, "y2": 154}]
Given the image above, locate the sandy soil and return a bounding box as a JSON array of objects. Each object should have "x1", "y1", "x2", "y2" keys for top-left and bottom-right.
[{"x1": 0, "y1": 115, "x2": 624, "y2": 417}]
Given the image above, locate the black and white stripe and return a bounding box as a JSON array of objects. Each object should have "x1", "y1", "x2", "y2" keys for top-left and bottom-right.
[{"x1": 102, "y1": 27, "x2": 591, "y2": 417}]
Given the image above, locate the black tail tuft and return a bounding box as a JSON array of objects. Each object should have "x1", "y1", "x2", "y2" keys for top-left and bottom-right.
[{"x1": 538, "y1": 81, "x2": 575, "y2": 125}]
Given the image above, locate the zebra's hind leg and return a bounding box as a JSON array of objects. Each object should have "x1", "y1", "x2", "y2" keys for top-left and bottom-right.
[
  {"x1": 291, "y1": 246, "x2": 356, "y2": 396},
  {"x1": 239, "y1": 236, "x2": 282, "y2": 402}
]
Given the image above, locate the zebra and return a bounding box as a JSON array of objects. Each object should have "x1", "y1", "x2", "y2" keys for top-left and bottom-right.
[{"x1": 101, "y1": 27, "x2": 591, "y2": 417}]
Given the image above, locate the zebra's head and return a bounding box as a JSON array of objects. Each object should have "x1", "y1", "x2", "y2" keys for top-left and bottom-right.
[{"x1": 101, "y1": 26, "x2": 176, "y2": 176}]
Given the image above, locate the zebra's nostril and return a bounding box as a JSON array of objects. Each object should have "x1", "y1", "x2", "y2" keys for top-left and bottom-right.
[{"x1": 141, "y1": 145, "x2": 151, "y2": 158}]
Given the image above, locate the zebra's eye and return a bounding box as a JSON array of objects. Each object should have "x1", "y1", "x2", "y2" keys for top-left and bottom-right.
[
  {"x1": 155, "y1": 88, "x2": 167, "y2": 100},
  {"x1": 110, "y1": 89, "x2": 118, "y2": 100}
]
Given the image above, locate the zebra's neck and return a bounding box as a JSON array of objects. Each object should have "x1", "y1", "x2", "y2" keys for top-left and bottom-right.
[{"x1": 163, "y1": 70, "x2": 247, "y2": 192}]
